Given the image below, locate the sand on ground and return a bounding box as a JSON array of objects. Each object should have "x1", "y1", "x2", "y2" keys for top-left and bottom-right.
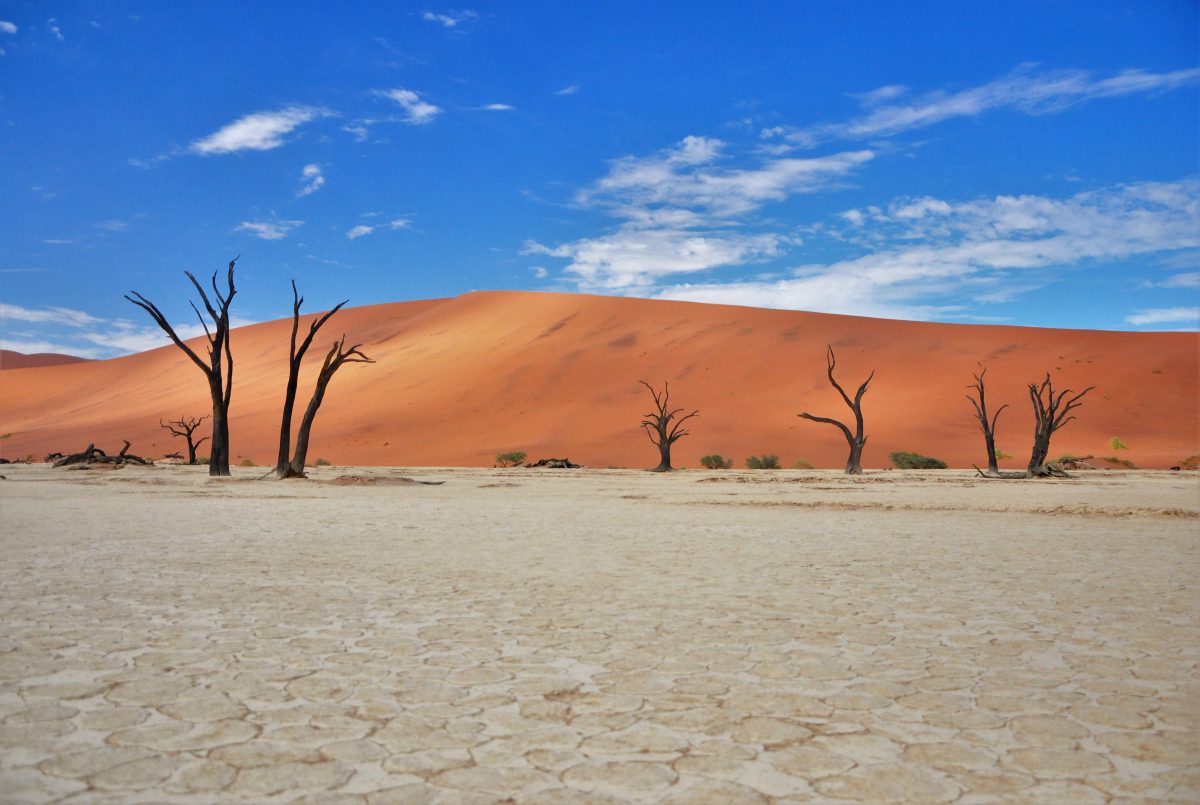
[{"x1": 0, "y1": 464, "x2": 1197, "y2": 803}]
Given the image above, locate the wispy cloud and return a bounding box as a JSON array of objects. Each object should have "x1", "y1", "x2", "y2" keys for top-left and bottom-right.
[
  {"x1": 234, "y1": 219, "x2": 303, "y2": 240},
  {"x1": 526, "y1": 136, "x2": 873, "y2": 290},
  {"x1": 480, "y1": 103, "x2": 514, "y2": 111},
  {"x1": 378, "y1": 88, "x2": 441, "y2": 125},
  {"x1": 555, "y1": 85, "x2": 580, "y2": 96},
  {"x1": 0, "y1": 20, "x2": 16, "y2": 34},
  {"x1": 1125, "y1": 307, "x2": 1199, "y2": 327},
  {"x1": 41, "y1": 238, "x2": 73, "y2": 245},
  {"x1": 657, "y1": 179, "x2": 1200, "y2": 321},
  {"x1": 47, "y1": 18, "x2": 63, "y2": 41},
  {"x1": 422, "y1": 10, "x2": 477, "y2": 27},
  {"x1": 347, "y1": 218, "x2": 411, "y2": 239},
  {"x1": 764, "y1": 65, "x2": 1200, "y2": 148},
  {"x1": 297, "y1": 163, "x2": 325, "y2": 197},
  {"x1": 190, "y1": 106, "x2": 331, "y2": 155},
  {"x1": 93, "y1": 219, "x2": 129, "y2": 232},
  {"x1": 1, "y1": 304, "x2": 260, "y2": 359}
]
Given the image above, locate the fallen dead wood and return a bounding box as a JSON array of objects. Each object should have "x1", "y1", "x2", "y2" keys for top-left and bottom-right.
[
  {"x1": 972, "y1": 463, "x2": 1072, "y2": 479},
  {"x1": 53, "y1": 441, "x2": 154, "y2": 468},
  {"x1": 525, "y1": 457, "x2": 582, "y2": 468},
  {"x1": 324, "y1": 475, "x2": 445, "y2": 486}
]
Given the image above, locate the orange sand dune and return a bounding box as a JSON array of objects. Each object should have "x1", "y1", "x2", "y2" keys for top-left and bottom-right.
[
  {"x1": 0, "y1": 350, "x2": 91, "y2": 370},
  {"x1": 1, "y1": 291, "x2": 1196, "y2": 469}
]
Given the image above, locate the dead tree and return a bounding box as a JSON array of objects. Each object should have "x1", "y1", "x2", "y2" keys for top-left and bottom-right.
[
  {"x1": 1027, "y1": 373, "x2": 1094, "y2": 477},
  {"x1": 276, "y1": 281, "x2": 348, "y2": 476},
  {"x1": 160, "y1": 416, "x2": 209, "y2": 465},
  {"x1": 798, "y1": 346, "x2": 874, "y2": 475},
  {"x1": 281, "y1": 337, "x2": 374, "y2": 478},
  {"x1": 54, "y1": 441, "x2": 152, "y2": 467},
  {"x1": 639, "y1": 380, "x2": 698, "y2": 472},
  {"x1": 127, "y1": 259, "x2": 237, "y2": 476},
  {"x1": 966, "y1": 369, "x2": 1008, "y2": 474}
]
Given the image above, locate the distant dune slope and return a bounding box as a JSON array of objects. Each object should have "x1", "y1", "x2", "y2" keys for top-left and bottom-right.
[
  {"x1": 1, "y1": 291, "x2": 1196, "y2": 468},
  {"x1": 0, "y1": 350, "x2": 91, "y2": 370}
]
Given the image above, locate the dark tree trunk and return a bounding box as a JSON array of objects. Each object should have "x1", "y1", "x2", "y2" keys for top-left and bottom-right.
[
  {"x1": 798, "y1": 346, "x2": 874, "y2": 475},
  {"x1": 280, "y1": 337, "x2": 373, "y2": 478},
  {"x1": 966, "y1": 369, "x2": 1007, "y2": 475},
  {"x1": 1025, "y1": 373, "x2": 1095, "y2": 478},
  {"x1": 127, "y1": 259, "x2": 237, "y2": 477},
  {"x1": 276, "y1": 281, "x2": 347, "y2": 476},
  {"x1": 639, "y1": 380, "x2": 698, "y2": 473}
]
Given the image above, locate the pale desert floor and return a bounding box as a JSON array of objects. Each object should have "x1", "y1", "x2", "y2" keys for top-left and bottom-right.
[{"x1": 0, "y1": 464, "x2": 1197, "y2": 803}]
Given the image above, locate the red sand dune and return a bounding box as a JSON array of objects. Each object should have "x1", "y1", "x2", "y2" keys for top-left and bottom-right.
[
  {"x1": 1, "y1": 291, "x2": 1196, "y2": 469},
  {"x1": 0, "y1": 350, "x2": 91, "y2": 370}
]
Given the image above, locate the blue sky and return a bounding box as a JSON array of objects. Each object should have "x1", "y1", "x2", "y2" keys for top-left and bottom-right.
[{"x1": 1, "y1": 1, "x2": 1197, "y2": 358}]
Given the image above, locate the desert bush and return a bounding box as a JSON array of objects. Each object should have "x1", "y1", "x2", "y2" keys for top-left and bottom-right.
[
  {"x1": 1178, "y1": 455, "x2": 1200, "y2": 470},
  {"x1": 1109, "y1": 436, "x2": 1129, "y2": 452},
  {"x1": 1055, "y1": 452, "x2": 1084, "y2": 464},
  {"x1": 994, "y1": 448, "x2": 1012, "y2": 460},
  {"x1": 792, "y1": 458, "x2": 815, "y2": 469},
  {"x1": 315, "y1": 457, "x2": 331, "y2": 466},
  {"x1": 1101, "y1": 455, "x2": 1137, "y2": 469},
  {"x1": 746, "y1": 454, "x2": 780, "y2": 470},
  {"x1": 889, "y1": 451, "x2": 947, "y2": 469},
  {"x1": 239, "y1": 457, "x2": 255, "y2": 467},
  {"x1": 495, "y1": 450, "x2": 527, "y2": 468},
  {"x1": 700, "y1": 454, "x2": 733, "y2": 469}
]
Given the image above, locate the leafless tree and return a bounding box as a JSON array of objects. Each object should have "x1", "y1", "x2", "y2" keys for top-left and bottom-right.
[
  {"x1": 1027, "y1": 373, "x2": 1094, "y2": 477},
  {"x1": 159, "y1": 415, "x2": 209, "y2": 465},
  {"x1": 966, "y1": 369, "x2": 1007, "y2": 474},
  {"x1": 798, "y1": 346, "x2": 874, "y2": 475},
  {"x1": 126, "y1": 259, "x2": 237, "y2": 476},
  {"x1": 639, "y1": 380, "x2": 698, "y2": 472},
  {"x1": 276, "y1": 281, "x2": 348, "y2": 476},
  {"x1": 280, "y1": 336, "x2": 374, "y2": 478}
]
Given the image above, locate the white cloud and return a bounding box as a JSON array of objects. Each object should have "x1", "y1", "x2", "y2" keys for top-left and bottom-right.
[
  {"x1": 233, "y1": 219, "x2": 303, "y2": 240},
  {"x1": 422, "y1": 10, "x2": 477, "y2": 27},
  {"x1": 1, "y1": 303, "x2": 104, "y2": 327},
  {"x1": 190, "y1": 106, "x2": 331, "y2": 155},
  {"x1": 0, "y1": 20, "x2": 17, "y2": 34},
  {"x1": 1154, "y1": 271, "x2": 1200, "y2": 289},
  {"x1": 1125, "y1": 307, "x2": 1199, "y2": 326},
  {"x1": 530, "y1": 266, "x2": 548, "y2": 279},
  {"x1": 480, "y1": 103, "x2": 514, "y2": 111},
  {"x1": 379, "y1": 88, "x2": 441, "y2": 124},
  {"x1": 766, "y1": 65, "x2": 1200, "y2": 148},
  {"x1": 347, "y1": 225, "x2": 374, "y2": 239},
  {"x1": 42, "y1": 238, "x2": 73, "y2": 245},
  {"x1": 658, "y1": 179, "x2": 1200, "y2": 320},
  {"x1": 526, "y1": 230, "x2": 786, "y2": 292},
  {"x1": 48, "y1": 18, "x2": 63, "y2": 40},
  {"x1": 0, "y1": 304, "x2": 261, "y2": 359},
  {"x1": 528, "y1": 136, "x2": 873, "y2": 290},
  {"x1": 297, "y1": 163, "x2": 324, "y2": 197},
  {"x1": 343, "y1": 123, "x2": 370, "y2": 141},
  {"x1": 555, "y1": 85, "x2": 580, "y2": 96},
  {"x1": 388, "y1": 218, "x2": 412, "y2": 230}
]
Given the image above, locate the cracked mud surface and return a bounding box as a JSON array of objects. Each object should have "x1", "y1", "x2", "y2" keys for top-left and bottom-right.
[{"x1": 1, "y1": 465, "x2": 1197, "y2": 802}]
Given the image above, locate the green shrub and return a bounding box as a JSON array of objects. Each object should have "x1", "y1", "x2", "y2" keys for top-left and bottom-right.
[
  {"x1": 700, "y1": 454, "x2": 733, "y2": 469},
  {"x1": 792, "y1": 458, "x2": 815, "y2": 469},
  {"x1": 1055, "y1": 452, "x2": 1084, "y2": 464},
  {"x1": 889, "y1": 451, "x2": 947, "y2": 469},
  {"x1": 1109, "y1": 437, "x2": 1129, "y2": 452},
  {"x1": 1101, "y1": 455, "x2": 1137, "y2": 469},
  {"x1": 746, "y1": 454, "x2": 780, "y2": 470},
  {"x1": 994, "y1": 448, "x2": 1012, "y2": 460},
  {"x1": 315, "y1": 457, "x2": 331, "y2": 466},
  {"x1": 495, "y1": 450, "x2": 527, "y2": 468}
]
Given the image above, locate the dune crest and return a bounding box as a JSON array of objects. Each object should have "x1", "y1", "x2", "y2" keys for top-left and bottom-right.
[{"x1": 0, "y1": 291, "x2": 1196, "y2": 468}]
